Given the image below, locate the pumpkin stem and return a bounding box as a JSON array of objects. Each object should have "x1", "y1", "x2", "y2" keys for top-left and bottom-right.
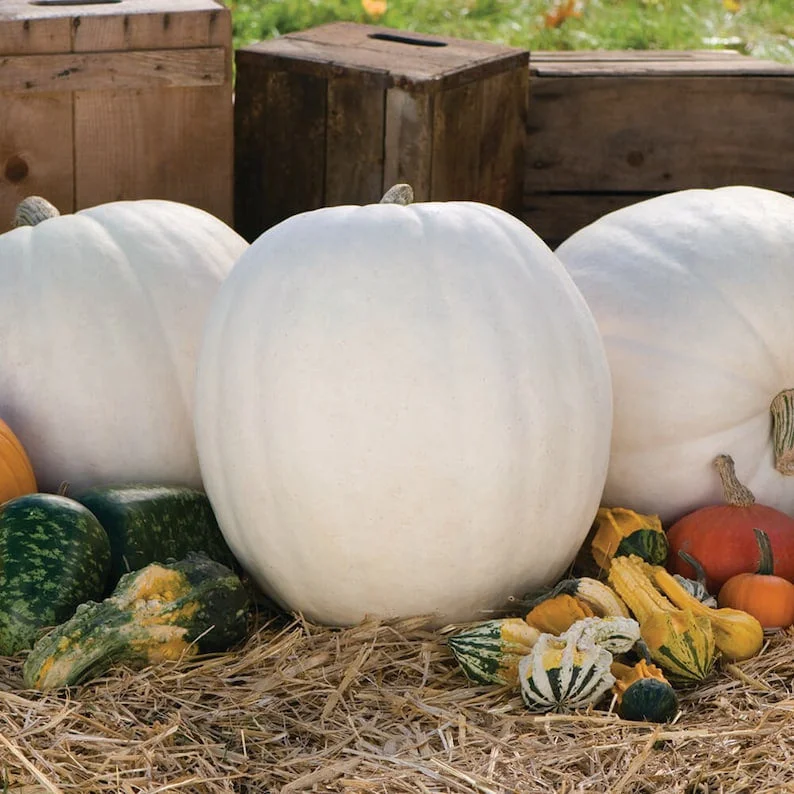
[
  {"x1": 677, "y1": 550, "x2": 709, "y2": 587},
  {"x1": 379, "y1": 183, "x2": 414, "y2": 205},
  {"x1": 13, "y1": 196, "x2": 60, "y2": 228},
  {"x1": 770, "y1": 389, "x2": 794, "y2": 475},
  {"x1": 752, "y1": 528, "x2": 775, "y2": 576},
  {"x1": 713, "y1": 454, "x2": 755, "y2": 507}
]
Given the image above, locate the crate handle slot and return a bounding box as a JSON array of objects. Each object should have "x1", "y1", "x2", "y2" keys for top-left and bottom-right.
[{"x1": 368, "y1": 32, "x2": 447, "y2": 47}]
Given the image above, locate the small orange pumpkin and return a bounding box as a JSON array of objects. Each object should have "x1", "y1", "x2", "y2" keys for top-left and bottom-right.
[
  {"x1": 718, "y1": 528, "x2": 794, "y2": 631},
  {"x1": 0, "y1": 417, "x2": 37, "y2": 503}
]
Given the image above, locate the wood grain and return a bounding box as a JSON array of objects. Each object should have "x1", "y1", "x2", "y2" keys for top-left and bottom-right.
[
  {"x1": 477, "y1": 66, "x2": 528, "y2": 213},
  {"x1": 0, "y1": 48, "x2": 226, "y2": 93},
  {"x1": 325, "y1": 73, "x2": 386, "y2": 207},
  {"x1": 523, "y1": 50, "x2": 794, "y2": 247},
  {"x1": 239, "y1": 21, "x2": 528, "y2": 91},
  {"x1": 0, "y1": 92, "x2": 74, "y2": 231},
  {"x1": 74, "y1": 84, "x2": 233, "y2": 221},
  {"x1": 526, "y1": 75, "x2": 794, "y2": 193},
  {"x1": 383, "y1": 89, "x2": 432, "y2": 201},
  {"x1": 234, "y1": 64, "x2": 327, "y2": 241},
  {"x1": 1, "y1": 0, "x2": 234, "y2": 226}
]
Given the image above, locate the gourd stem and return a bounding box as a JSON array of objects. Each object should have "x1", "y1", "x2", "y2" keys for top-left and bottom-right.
[
  {"x1": 770, "y1": 389, "x2": 794, "y2": 475},
  {"x1": 677, "y1": 550, "x2": 709, "y2": 587},
  {"x1": 713, "y1": 454, "x2": 755, "y2": 507},
  {"x1": 379, "y1": 183, "x2": 414, "y2": 205},
  {"x1": 13, "y1": 196, "x2": 60, "y2": 227},
  {"x1": 752, "y1": 528, "x2": 775, "y2": 576}
]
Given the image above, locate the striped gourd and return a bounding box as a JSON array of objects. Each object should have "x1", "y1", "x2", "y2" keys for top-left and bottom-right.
[
  {"x1": 518, "y1": 632, "x2": 615, "y2": 712},
  {"x1": 448, "y1": 618, "x2": 540, "y2": 686},
  {"x1": 518, "y1": 615, "x2": 641, "y2": 712},
  {"x1": 572, "y1": 615, "x2": 641, "y2": 655}
]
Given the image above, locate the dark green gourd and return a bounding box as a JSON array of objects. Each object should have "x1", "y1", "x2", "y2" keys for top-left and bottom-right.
[
  {"x1": 73, "y1": 484, "x2": 238, "y2": 591},
  {"x1": 0, "y1": 493, "x2": 110, "y2": 655}
]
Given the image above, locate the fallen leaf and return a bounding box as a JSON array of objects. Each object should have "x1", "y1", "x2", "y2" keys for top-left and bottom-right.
[
  {"x1": 544, "y1": 0, "x2": 583, "y2": 29},
  {"x1": 362, "y1": 0, "x2": 388, "y2": 19}
]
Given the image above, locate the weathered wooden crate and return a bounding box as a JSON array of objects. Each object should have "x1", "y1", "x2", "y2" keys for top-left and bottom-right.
[
  {"x1": 0, "y1": 0, "x2": 233, "y2": 232},
  {"x1": 234, "y1": 22, "x2": 529, "y2": 242},
  {"x1": 523, "y1": 50, "x2": 794, "y2": 247}
]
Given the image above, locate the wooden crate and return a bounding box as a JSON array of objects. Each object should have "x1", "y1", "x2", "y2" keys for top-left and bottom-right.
[
  {"x1": 0, "y1": 0, "x2": 233, "y2": 232},
  {"x1": 234, "y1": 22, "x2": 529, "y2": 242},
  {"x1": 524, "y1": 50, "x2": 794, "y2": 248}
]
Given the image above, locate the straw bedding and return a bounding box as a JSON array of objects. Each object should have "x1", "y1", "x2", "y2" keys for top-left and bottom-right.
[{"x1": 2, "y1": 605, "x2": 794, "y2": 794}]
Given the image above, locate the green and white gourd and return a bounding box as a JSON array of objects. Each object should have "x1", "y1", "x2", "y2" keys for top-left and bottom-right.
[
  {"x1": 447, "y1": 618, "x2": 541, "y2": 686},
  {"x1": 519, "y1": 616, "x2": 641, "y2": 712}
]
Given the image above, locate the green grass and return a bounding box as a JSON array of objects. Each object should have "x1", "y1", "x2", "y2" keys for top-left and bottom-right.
[{"x1": 229, "y1": 0, "x2": 794, "y2": 64}]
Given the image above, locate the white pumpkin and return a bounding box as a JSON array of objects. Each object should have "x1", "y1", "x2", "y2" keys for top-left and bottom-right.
[
  {"x1": 555, "y1": 185, "x2": 794, "y2": 524},
  {"x1": 194, "y1": 187, "x2": 612, "y2": 627},
  {"x1": 0, "y1": 197, "x2": 248, "y2": 492}
]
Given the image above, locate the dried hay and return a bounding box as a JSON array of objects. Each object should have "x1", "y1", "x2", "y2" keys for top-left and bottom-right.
[{"x1": 2, "y1": 605, "x2": 794, "y2": 794}]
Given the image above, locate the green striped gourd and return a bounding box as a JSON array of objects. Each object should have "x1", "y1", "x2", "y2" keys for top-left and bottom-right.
[{"x1": 448, "y1": 618, "x2": 540, "y2": 686}]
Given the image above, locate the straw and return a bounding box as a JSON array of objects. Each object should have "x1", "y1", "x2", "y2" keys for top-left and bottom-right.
[{"x1": 2, "y1": 611, "x2": 794, "y2": 793}]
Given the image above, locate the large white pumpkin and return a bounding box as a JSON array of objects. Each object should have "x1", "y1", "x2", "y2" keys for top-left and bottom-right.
[
  {"x1": 194, "y1": 190, "x2": 613, "y2": 626},
  {"x1": 0, "y1": 198, "x2": 248, "y2": 492},
  {"x1": 556, "y1": 186, "x2": 794, "y2": 524}
]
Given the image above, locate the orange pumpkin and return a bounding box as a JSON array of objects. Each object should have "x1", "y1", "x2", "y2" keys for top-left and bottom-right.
[
  {"x1": 667, "y1": 454, "x2": 794, "y2": 592},
  {"x1": 0, "y1": 417, "x2": 37, "y2": 503},
  {"x1": 718, "y1": 528, "x2": 794, "y2": 631}
]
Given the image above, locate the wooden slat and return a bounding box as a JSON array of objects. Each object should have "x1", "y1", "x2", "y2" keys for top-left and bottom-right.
[
  {"x1": 383, "y1": 89, "x2": 433, "y2": 201},
  {"x1": 530, "y1": 56, "x2": 794, "y2": 77},
  {"x1": 528, "y1": 49, "x2": 783, "y2": 78},
  {"x1": 521, "y1": 192, "x2": 663, "y2": 248},
  {"x1": 0, "y1": 0, "x2": 224, "y2": 22},
  {"x1": 74, "y1": 84, "x2": 233, "y2": 222},
  {"x1": 325, "y1": 74, "x2": 385, "y2": 206},
  {"x1": 0, "y1": 92, "x2": 74, "y2": 231},
  {"x1": 238, "y1": 22, "x2": 528, "y2": 92},
  {"x1": 0, "y1": 16, "x2": 71, "y2": 56},
  {"x1": 430, "y1": 80, "x2": 483, "y2": 200},
  {"x1": 530, "y1": 49, "x2": 750, "y2": 62},
  {"x1": 73, "y1": 3, "x2": 230, "y2": 53},
  {"x1": 526, "y1": 75, "x2": 794, "y2": 193},
  {"x1": 0, "y1": 0, "x2": 229, "y2": 54},
  {"x1": 233, "y1": 64, "x2": 327, "y2": 241},
  {"x1": 0, "y1": 47, "x2": 226, "y2": 92},
  {"x1": 476, "y1": 66, "x2": 528, "y2": 213}
]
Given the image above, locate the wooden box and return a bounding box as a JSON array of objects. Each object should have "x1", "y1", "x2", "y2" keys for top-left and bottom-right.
[
  {"x1": 524, "y1": 50, "x2": 794, "y2": 248},
  {"x1": 0, "y1": 0, "x2": 233, "y2": 232},
  {"x1": 234, "y1": 22, "x2": 529, "y2": 242}
]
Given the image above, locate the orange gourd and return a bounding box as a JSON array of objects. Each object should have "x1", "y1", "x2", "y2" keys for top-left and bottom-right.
[
  {"x1": 0, "y1": 417, "x2": 37, "y2": 503},
  {"x1": 666, "y1": 454, "x2": 794, "y2": 592},
  {"x1": 718, "y1": 528, "x2": 794, "y2": 631}
]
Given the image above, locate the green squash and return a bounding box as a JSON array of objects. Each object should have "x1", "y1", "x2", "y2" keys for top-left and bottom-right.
[
  {"x1": 0, "y1": 493, "x2": 110, "y2": 655},
  {"x1": 22, "y1": 552, "x2": 249, "y2": 690},
  {"x1": 73, "y1": 484, "x2": 238, "y2": 592}
]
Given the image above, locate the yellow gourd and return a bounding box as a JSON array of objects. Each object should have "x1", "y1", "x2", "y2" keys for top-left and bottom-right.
[{"x1": 608, "y1": 555, "x2": 716, "y2": 682}]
